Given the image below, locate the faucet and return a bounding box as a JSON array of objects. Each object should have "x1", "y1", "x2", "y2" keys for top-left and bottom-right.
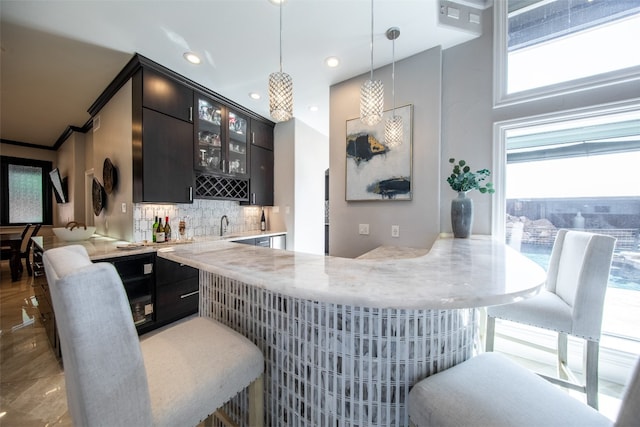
[{"x1": 220, "y1": 215, "x2": 229, "y2": 236}]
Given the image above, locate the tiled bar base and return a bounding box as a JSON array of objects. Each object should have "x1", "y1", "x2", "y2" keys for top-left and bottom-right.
[{"x1": 200, "y1": 272, "x2": 478, "y2": 426}]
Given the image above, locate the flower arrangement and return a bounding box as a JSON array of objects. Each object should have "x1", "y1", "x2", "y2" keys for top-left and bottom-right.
[{"x1": 446, "y1": 158, "x2": 495, "y2": 194}]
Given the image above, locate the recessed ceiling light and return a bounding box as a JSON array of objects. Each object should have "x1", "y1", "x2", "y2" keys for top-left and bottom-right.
[
  {"x1": 325, "y1": 57, "x2": 340, "y2": 68},
  {"x1": 249, "y1": 92, "x2": 261, "y2": 100},
  {"x1": 308, "y1": 105, "x2": 319, "y2": 112},
  {"x1": 183, "y1": 52, "x2": 201, "y2": 64},
  {"x1": 268, "y1": 0, "x2": 287, "y2": 5}
]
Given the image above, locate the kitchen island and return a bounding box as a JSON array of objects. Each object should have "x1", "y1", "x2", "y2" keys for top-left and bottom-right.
[{"x1": 157, "y1": 235, "x2": 546, "y2": 426}]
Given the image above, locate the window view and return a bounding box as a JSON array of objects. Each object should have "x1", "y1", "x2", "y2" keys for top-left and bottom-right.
[
  {"x1": 505, "y1": 0, "x2": 640, "y2": 95},
  {"x1": 0, "y1": 156, "x2": 52, "y2": 226},
  {"x1": 505, "y1": 110, "x2": 640, "y2": 342},
  {"x1": 8, "y1": 164, "x2": 44, "y2": 224}
]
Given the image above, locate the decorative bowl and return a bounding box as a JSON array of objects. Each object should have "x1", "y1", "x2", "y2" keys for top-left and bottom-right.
[{"x1": 52, "y1": 226, "x2": 97, "y2": 241}]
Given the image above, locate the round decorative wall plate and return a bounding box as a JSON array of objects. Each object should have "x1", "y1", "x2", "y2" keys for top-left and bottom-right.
[
  {"x1": 103, "y1": 157, "x2": 118, "y2": 194},
  {"x1": 92, "y1": 178, "x2": 106, "y2": 216}
]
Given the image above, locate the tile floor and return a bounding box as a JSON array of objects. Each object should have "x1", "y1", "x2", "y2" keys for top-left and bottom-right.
[{"x1": 0, "y1": 259, "x2": 628, "y2": 425}]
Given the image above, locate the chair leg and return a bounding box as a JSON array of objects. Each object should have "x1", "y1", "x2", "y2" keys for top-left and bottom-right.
[
  {"x1": 557, "y1": 332, "x2": 568, "y2": 380},
  {"x1": 248, "y1": 374, "x2": 264, "y2": 427},
  {"x1": 585, "y1": 340, "x2": 599, "y2": 410},
  {"x1": 485, "y1": 315, "x2": 496, "y2": 352}
]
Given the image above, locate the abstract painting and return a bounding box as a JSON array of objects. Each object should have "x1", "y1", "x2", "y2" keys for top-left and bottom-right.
[{"x1": 346, "y1": 104, "x2": 412, "y2": 201}]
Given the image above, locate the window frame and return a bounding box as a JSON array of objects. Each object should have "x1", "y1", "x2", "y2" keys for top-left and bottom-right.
[
  {"x1": 0, "y1": 155, "x2": 54, "y2": 226},
  {"x1": 492, "y1": 99, "x2": 640, "y2": 241},
  {"x1": 493, "y1": 1, "x2": 640, "y2": 107}
]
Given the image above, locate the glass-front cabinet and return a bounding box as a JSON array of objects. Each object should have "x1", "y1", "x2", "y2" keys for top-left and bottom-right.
[
  {"x1": 194, "y1": 93, "x2": 248, "y2": 178},
  {"x1": 227, "y1": 110, "x2": 248, "y2": 175}
]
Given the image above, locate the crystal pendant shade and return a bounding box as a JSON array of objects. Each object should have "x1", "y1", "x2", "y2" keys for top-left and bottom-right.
[
  {"x1": 384, "y1": 26, "x2": 402, "y2": 147},
  {"x1": 385, "y1": 115, "x2": 403, "y2": 147},
  {"x1": 269, "y1": 71, "x2": 293, "y2": 122},
  {"x1": 360, "y1": 79, "x2": 384, "y2": 126}
]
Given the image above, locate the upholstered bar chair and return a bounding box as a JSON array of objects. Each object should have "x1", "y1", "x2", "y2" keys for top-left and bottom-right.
[
  {"x1": 43, "y1": 245, "x2": 264, "y2": 427},
  {"x1": 486, "y1": 229, "x2": 616, "y2": 409},
  {"x1": 408, "y1": 351, "x2": 640, "y2": 427}
]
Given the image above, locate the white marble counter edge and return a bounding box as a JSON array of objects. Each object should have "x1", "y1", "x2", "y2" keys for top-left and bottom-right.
[{"x1": 157, "y1": 236, "x2": 546, "y2": 310}]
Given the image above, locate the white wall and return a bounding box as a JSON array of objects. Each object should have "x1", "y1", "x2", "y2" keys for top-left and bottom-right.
[
  {"x1": 329, "y1": 47, "x2": 442, "y2": 258},
  {"x1": 56, "y1": 132, "x2": 86, "y2": 226},
  {"x1": 273, "y1": 118, "x2": 329, "y2": 254},
  {"x1": 92, "y1": 79, "x2": 134, "y2": 241}
]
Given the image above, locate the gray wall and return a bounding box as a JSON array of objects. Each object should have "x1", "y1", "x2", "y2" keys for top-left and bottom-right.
[{"x1": 329, "y1": 47, "x2": 442, "y2": 258}]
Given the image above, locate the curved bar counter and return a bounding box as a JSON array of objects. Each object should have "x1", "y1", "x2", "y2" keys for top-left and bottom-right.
[{"x1": 158, "y1": 236, "x2": 546, "y2": 426}]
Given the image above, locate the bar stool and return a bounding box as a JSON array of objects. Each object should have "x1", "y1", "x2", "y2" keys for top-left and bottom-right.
[{"x1": 43, "y1": 245, "x2": 264, "y2": 426}]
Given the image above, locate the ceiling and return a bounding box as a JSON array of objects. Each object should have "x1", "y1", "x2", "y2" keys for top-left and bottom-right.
[{"x1": 1, "y1": 0, "x2": 487, "y2": 149}]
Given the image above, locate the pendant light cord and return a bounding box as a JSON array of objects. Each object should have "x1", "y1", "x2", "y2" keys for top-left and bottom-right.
[
  {"x1": 391, "y1": 36, "x2": 396, "y2": 115},
  {"x1": 369, "y1": 0, "x2": 374, "y2": 81},
  {"x1": 279, "y1": 1, "x2": 283, "y2": 73}
]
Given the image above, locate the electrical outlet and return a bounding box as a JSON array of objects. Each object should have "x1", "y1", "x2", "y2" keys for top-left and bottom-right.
[
  {"x1": 121, "y1": 202, "x2": 127, "y2": 213},
  {"x1": 359, "y1": 224, "x2": 370, "y2": 235},
  {"x1": 392, "y1": 225, "x2": 400, "y2": 238}
]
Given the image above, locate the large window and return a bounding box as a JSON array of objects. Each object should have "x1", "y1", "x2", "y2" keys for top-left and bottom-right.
[
  {"x1": 498, "y1": 106, "x2": 640, "y2": 343},
  {"x1": 494, "y1": 0, "x2": 640, "y2": 104},
  {"x1": 0, "y1": 156, "x2": 53, "y2": 226}
]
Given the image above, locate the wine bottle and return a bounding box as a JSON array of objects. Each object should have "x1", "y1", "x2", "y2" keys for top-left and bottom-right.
[
  {"x1": 164, "y1": 216, "x2": 171, "y2": 241},
  {"x1": 156, "y1": 218, "x2": 165, "y2": 243},
  {"x1": 260, "y1": 208, "x2": 266, "y2": 231},
  {"x1": 152, "y1": 216, "x2": 158, "y2": 243}
]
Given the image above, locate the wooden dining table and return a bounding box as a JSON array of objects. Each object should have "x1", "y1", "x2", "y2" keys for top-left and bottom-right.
[{"x1": 1, "y1": 232, "x2": 23, "y2": 282}]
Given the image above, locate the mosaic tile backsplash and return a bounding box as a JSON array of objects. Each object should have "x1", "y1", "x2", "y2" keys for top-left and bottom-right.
[{"x1": 133, "y1": 199, "x2": 263, "y2": 243}]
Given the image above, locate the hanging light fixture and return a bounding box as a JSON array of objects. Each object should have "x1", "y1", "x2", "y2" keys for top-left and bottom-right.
[
  {"x1": 269, "y1": 0, "x2": 293, "y2": 122},
  {"x1": 360, "y1": 0, "x2": 383, "y2": 126},
  {"x1": 385, "y1": 27, "x2": 402, "y2": 147}
]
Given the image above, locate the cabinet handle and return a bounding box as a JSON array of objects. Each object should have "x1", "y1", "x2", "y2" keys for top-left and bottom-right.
[
  {"x1": 252, "y1": 131, "x2": 255, "y2": 144},
  {"x1": 222, "y1": 160, "x2": 226, "y2": 173},
  {"x1": 189, "y1": 186, "x2": 193, "y2": 202},
  {"x1": 252, "y1": 193, "x2": 256, "y2": 204},
  {"x1": 189, "y1": 107, "x2": 193, "y2": 122},
  {"x1": 180, "y1": 290, "x2": 199, "y2": 299}
]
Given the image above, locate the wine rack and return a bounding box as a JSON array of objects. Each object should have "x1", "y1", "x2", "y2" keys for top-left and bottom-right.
[{"x1": 195, "y1": 173, "x2": 249, "y2": 201}]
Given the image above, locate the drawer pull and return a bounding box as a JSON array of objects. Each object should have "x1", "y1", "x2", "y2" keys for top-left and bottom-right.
[{"x1": 180, "y1": 290, "x2": 199, "y2": 299}]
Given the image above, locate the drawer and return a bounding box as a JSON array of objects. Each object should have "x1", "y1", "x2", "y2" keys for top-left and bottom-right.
[
  {"x1": 156, "y1": 277, "x2": 199, "y2": 323},
  {"x1": 156, "y1": 257, "x2": 198, "y2": 285}
]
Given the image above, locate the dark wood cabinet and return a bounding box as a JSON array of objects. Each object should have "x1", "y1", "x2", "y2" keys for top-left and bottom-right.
[
  {"x1": 90, "y1": 54, "x2": 274, "y2": 203},
  {"x1": 32, "y1": 246, "x2": 61, "y2": 358},
  {"x1": 250, "y1": 119, "x2": 274, "y2": 150},
  {"x1": 142, "y1": 68, "x2": 193, "y2": 122},
  {"x1": 194, "y1": 93, "x2": 249, "y2": 179},
  {"x1": 155, "y1": 257, "x2": 199, "y2": 326},
  {"x1": 247, "y1": 145, "x2": 274, "y2": 206},
  {"x1": 102, "y1": 253, "x2": 156, "y2": 334},
  {"x1": 134, "y1": 107, "x2": 194, "y2": 203},
  {"x1": 243, "y1": 118, "x2": 274, "y2": 206}
]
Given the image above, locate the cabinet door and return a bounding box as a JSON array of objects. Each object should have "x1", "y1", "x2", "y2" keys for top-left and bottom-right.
[
  {"x1": 227, "y1": 110, "x2": 249, "y2": 178},
  {"x1": 143, "y1": 68, "x2": 193, "y2": 122},
  {"x1": 247, "y1": 145, "x2": 274, "y2": 206},
  {"x1": 137, "y1": 108, "x2": 194, "y2": 203},
  {"x1": 194, "y1": 94, "x2": 225, "y2": 174},
  {"x1": 250, "y1": 119, "x2": 274, "y2": 150}
]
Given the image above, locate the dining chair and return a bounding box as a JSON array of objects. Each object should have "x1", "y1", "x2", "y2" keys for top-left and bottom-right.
[
  {"x1": 19, "y1": 223, "x2": 41, "y2": 276},
  {"x1": 1, "y1": 224, "x2": 31, "y2": 260},
  {"x1": 43, "y1": 245, "x2": 264, "y2": 426},
  {"x1": 408, "y1": 351, "x2": 639, "y2": 427},
  {"x1": 485, "y1": 229, "x2": 616, "y2": 409}
]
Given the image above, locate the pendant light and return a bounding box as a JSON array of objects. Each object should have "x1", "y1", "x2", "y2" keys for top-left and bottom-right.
[
  {"x1": 360, "y1": 0, "x2": 383, "y2": 126},
  {"x1": 269, "y1": 0, "x2": 293, "y2": 122},
  {"x1": 385, "y1": 27, "x2": 402, "y2": 147}
]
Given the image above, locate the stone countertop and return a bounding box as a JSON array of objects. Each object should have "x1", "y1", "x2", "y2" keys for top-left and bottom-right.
[
  {"x1": 157, "y1": 235, "x2": 547, "y2": 310},
  {"x1": 32, "y1": 230, "x2": 287, "y2": 261}
]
